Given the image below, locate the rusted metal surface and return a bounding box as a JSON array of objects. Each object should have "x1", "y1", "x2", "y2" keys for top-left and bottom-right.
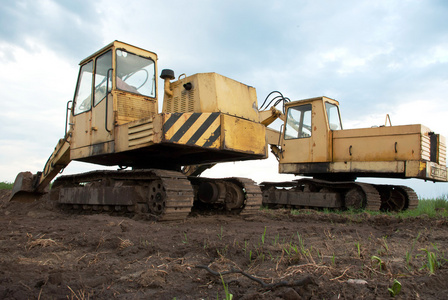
[
  {"x1": 260, "y1": 179, "x2": 385, "y2": 211},
  {"x1": 51, "y1": 169, "x2": 263, "y2": 221},
  {"x1": 188, "y1": 177, "x2": 262, "y2": 215},
  {"x1": 52, "y1": 169, "x2": 194, "y2": 221},
  {"x1": 9, "y1": 172, "x2": 41, "y2": 203}
]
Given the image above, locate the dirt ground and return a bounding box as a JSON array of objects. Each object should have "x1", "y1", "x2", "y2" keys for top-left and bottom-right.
[{"x1": 1, "y1": 190, "x2": 447, "y2": 299}]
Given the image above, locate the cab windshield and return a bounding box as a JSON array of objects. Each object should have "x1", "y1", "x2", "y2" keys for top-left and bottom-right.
[{"x1": 116, "y1": 49, "x2": 156, "y2": 97}]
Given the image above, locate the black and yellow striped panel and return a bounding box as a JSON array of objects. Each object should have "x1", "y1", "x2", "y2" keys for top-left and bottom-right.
[{"x1": 163, "y1": 113, "x2": 221, "y2": 148}]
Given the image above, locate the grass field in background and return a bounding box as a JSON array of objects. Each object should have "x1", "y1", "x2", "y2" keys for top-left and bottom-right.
[{"x1": 0, "y1": 182, "x2": 13, "y2": 190}]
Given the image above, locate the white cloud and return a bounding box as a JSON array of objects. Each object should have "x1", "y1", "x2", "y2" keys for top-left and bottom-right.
[{"x1": 0, "y1": 0, "x2": 447, "y2": 197}]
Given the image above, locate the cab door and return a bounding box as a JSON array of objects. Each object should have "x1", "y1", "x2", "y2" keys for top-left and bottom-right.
[
  {"x1": 280, "y1": 98, "x2": 336, "y2": 164},
  {"x1": 91, "y1": 50, "x2": 113, "y2": 146},
  {"x1": 71, "y1": 60, "x2": 94, "y2": 154},
  {"x1": 71, "y1": 51, "x2": 114, "y2": 158},
  {"x1": 280, "y1": 103, "x2": 313, "y2": 163}
]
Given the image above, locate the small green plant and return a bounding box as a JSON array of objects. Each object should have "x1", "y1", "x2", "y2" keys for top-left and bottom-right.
[
  {"x1": 242, "y1": 241, "x2": 249, "y2": 254},
  {"x1": 216, "y1": 245, "x2": 229, "y2": 258},
  {"x1": 405, "y1": 250, "x2": 412, "y2": 269},
  {"x1": 217, "y1": 226, "x2": 224, "y2": 241},
  {"x1": 282, "y1": 242, "x2": 302, "y2": 264},
  {"x1": 355, "y1": 241, "x2": 362, "y2": 258},
  {"x1": 220, "y1": 274, "x2": 233, "y2": 300},
  {"x1": 388, "y1": 279, "x2": 402, "y2": 297},
  {"x1": 297, "y1": 233, "x2": 306, "y2": 254},
  {"x1": 272, "y1": 233, "x2": 279, "y2": 245},
  {"x1": 182, "y1": 232, "x2": 188, "y2": 244},
  {"x1": 405, "y1": 232, "x2": 421, "y2": 270},
  {"x1": 378, "y1": 236, "x2": 389, "y2": 255},
  {"x1": 331, "y1": 253, "x2": 336, "y2": 265},
  {"x1": 316, "y1": 248, "x2": 322, "y2": 261},
  {"x1": 371, "y1": 255, "x2": 386, "y2": 271},
  {"x1": 419, "y1": 244, "x2": 447, "y2": 274},
  {"x1": 139, "y1": 238, "x2": 151, "y2": 247},
  {"x1": 261, "y1": 226, "x2": 267, "y2": 244},
  {"x1": 267, "y1": 250, "x2": 274, "y2": 261},
  {"x1": 256, "y1": 249, "x2": 266, "y2": 262}
]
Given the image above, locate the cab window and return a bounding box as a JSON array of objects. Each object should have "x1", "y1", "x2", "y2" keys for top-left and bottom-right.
[
  {"x1": 94, "y1": 50, "x2": 112, "y2": 106},
  {"x1": 116, "y1": 49, "x2": 156, "y2": 97},
  {"x1": 325, "y1": 102, "x2": 342, "y2": 130},
  {"x1": 74, "y1": 60, "x2": 93, "y2": 115},
  {"x1": 284, "y1": 104, "x2": 312, "y2": 139}
]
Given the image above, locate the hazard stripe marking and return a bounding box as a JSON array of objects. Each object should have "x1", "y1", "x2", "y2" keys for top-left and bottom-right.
[
  {"x1": 186, "y1": 113, "x2": 220, "y2": 145},
  {"x1": 163, "y1": 113, "x2": 182, "y2": 133},
  {"x1": 164, "y1": 112, "x2": 221, "y2": 148},
  {"x1": 203, "y1": 125, "x2": 221, "y2": 147},
  {"x1": 170, "y1": 113, "x2": 201, "y2": 142}
]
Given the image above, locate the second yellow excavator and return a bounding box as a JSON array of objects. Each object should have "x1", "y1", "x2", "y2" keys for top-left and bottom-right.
[{"x1": 258, "y1": 95, "x2": 447, "y2": 211}]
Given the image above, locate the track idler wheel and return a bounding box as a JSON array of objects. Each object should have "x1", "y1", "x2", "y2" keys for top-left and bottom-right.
[
  {"x1": 147, "y1": 180, "x2": 167, "y2": 215},
  {"x1": 376, "y1": 186, "x2": 407, "y2": 212},
  {"x1": 223, "y1": 182, "x2": 245, "y2": 210},
  {"x1": 344, "y1": 188, "x2": 366, "y2": 210},
  {"x1": 197, "y1": 180, "x2": 245, "y2": 211}
]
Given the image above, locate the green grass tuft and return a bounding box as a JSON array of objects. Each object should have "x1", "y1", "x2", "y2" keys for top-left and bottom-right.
[{"x1": 0, "y1": 182, "x2": 13, "y2": 190}]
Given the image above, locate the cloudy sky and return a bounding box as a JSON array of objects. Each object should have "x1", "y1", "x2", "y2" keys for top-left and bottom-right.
[{"x1": 1, "y1": 0, "x2": 447, "y2": 197}]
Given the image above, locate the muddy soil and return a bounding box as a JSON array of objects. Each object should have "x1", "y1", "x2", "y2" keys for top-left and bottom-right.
[{"x1": 1, "y1": 189, "x2": 447, "y2": 299}]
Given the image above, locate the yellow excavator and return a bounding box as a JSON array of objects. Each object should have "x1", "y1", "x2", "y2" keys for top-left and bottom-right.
[
  {"x1": 258, "y1": 95, "x2": 447, "y2": 211},
  {"x1": 10, "y1": 41, "x2": 268, "y2": 220},
  {"x1": 10, "y1": 41, "x2": 447, "y2": 219}
]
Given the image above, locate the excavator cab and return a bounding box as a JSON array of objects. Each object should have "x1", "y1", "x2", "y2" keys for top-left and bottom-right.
[
  {"x1": 70, "y1": 41, "x2": 158, "y2": 159},
  {"x1": 280, "y1": 97, "x2": 342, "y2": 166},
  {"x1": 11, "y1": 41, "x2": 158, "y2": 202}
]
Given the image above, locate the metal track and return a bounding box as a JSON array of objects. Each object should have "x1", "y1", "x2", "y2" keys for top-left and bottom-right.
[
  {"x1": 231, "y1": 177, "x2": 263, "y2": 215},
  {"x1": 260, "y1": 178, "x2": 422, "y2": 212},
  {"x1": 261, "y1": 179, "x2": 383, "y2": 211},
  {"x1": 356, "y1": 182, "x2": 382, "y2": 211},
  {"x1": 151, "y1": 170, "x2": 194, "y2": 221},
  {"x1": 53, "y1": 169, "x2": 194, "y2": 221},
  {"x1": 398, "y1": 185, "x2": 419, "y2": 210},
  {"x1": 374, "y1": 184, "x2": 419, "y2": 211},
  {"x1": 52, "y1": 170, "x2": 263, "y2": 220},
  {"x1": 188, "y1": 177, "x2": 262, "y2": 214}
]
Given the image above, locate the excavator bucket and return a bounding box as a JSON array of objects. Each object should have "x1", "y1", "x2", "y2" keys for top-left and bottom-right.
[{"x1": 9, "y1": 172, "x2": 42, "y2": 203}]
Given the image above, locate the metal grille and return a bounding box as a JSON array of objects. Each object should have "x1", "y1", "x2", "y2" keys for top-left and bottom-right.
[
  {"x1": 421, "y1": 134, "x2": 431, "y2": 161},
  {"x1": 439, "y1": 137, "x2": 447, "y2": 166},
  {"x1": 165, "y1": 81, "x2": 196, "y2": 113},
  {"x1": 128, "y1": 118, "x2": 154, "y2": 147},
  {"x1": 117, "y1": 93, "x2": 155, "y2": 124}
]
